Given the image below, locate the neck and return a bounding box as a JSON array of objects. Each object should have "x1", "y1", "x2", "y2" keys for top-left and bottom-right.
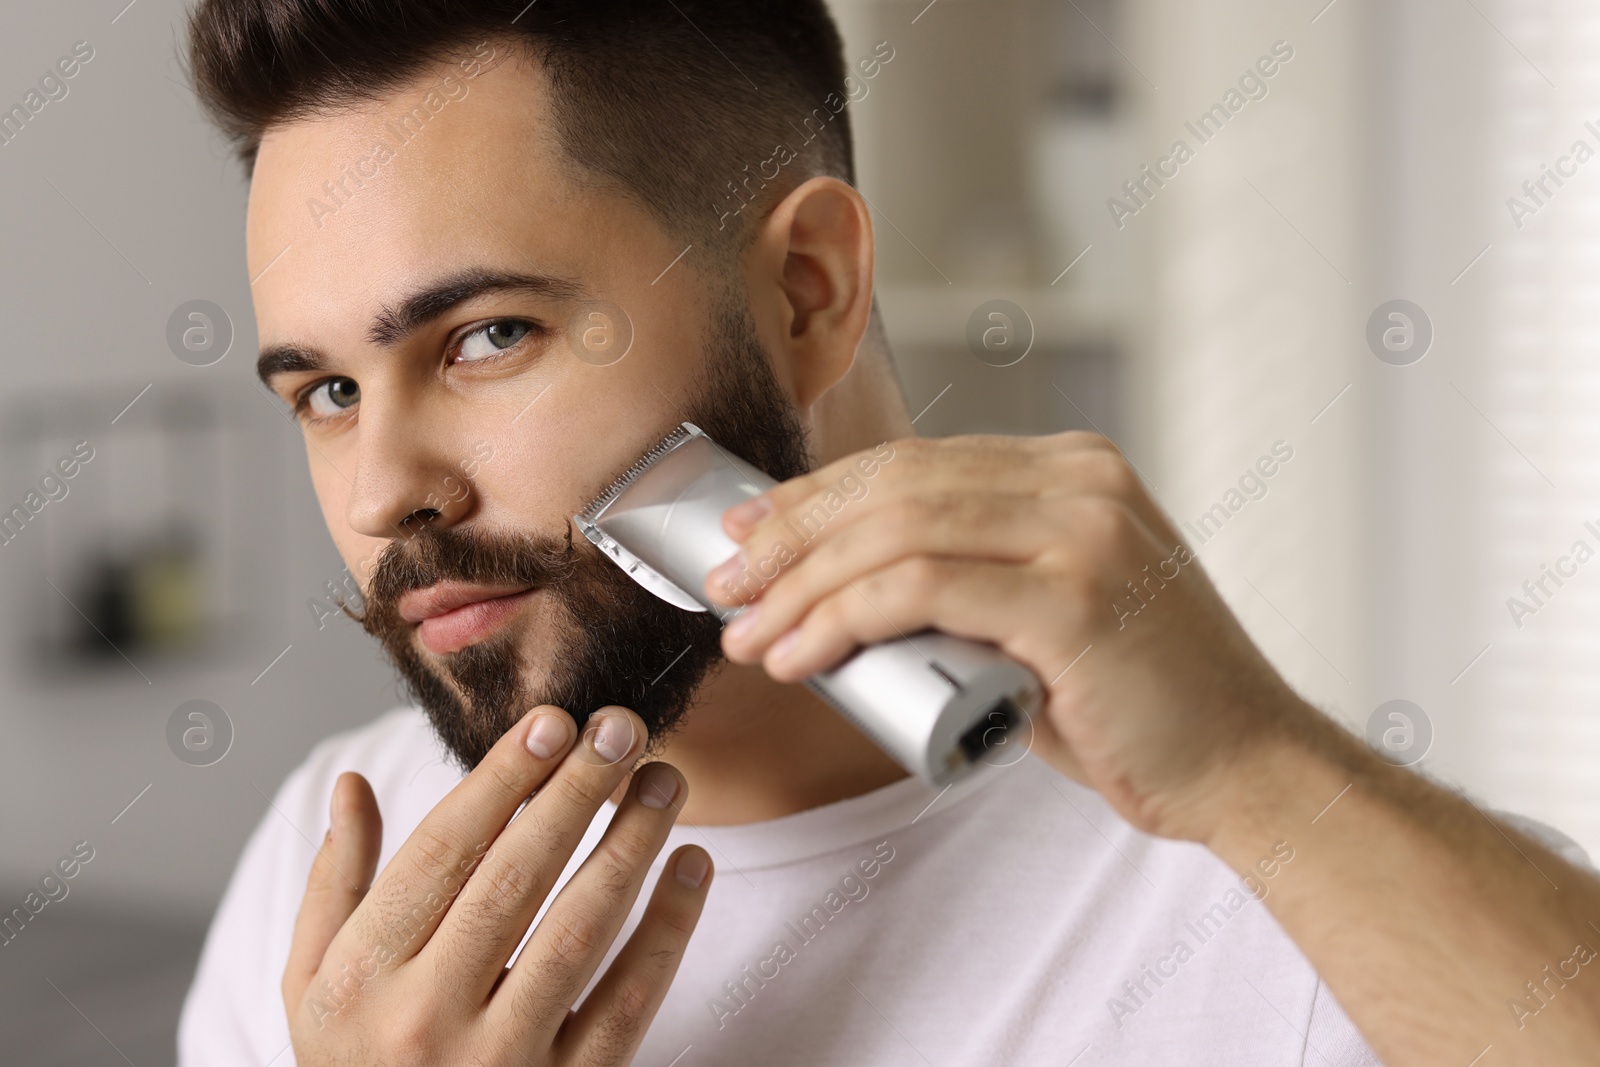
[
  {"x1": 656, "y1": 332, "x2": 915, "y2": 824},
  {"x1": 655, "y1": 661, "x2": 909, "y2": 825}
]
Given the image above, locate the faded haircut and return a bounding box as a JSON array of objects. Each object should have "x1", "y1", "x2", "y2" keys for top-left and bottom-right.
[{"x1": 185, "y1": 0, "x2": 858, "y2": 256}]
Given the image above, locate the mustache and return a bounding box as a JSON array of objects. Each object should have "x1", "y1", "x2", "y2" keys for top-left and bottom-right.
[{"x1": 358, "y1": 524, "x2": 582, "y2": 635}]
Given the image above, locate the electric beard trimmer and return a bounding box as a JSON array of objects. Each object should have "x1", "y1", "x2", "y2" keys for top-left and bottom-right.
[{"x1": 575, "y1": 422, "x2": 1043, "y2": 788}]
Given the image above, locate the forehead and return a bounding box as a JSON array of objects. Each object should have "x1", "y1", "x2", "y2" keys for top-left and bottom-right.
[{"x1": 244, "y1": 48, "x2": 666, "y2": 331}]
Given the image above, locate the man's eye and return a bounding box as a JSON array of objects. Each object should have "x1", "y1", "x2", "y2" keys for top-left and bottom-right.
[
  {"x1": 305, "y1": 377, "x2": 360, "y2": 417},
  {"x1": 457, "y1": 320, "x2": 535, "y2": 363}
]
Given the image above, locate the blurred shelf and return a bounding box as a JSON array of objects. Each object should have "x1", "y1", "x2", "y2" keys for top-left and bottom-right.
[
  {"x1": 874, "y1": 282, "x2": 1128, "y2": 350},
  {"x1": 870, "y1": 283, "x2": 1124, "y2": 440}
]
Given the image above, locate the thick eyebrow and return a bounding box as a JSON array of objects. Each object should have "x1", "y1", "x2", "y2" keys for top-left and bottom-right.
[
  {"x1": 255, "y1": 267, "x2": 588, "y2": 386},
  {"x1": 367, "y1": 267, "x2": 587, "y2": 347},
  {"x1": 257, "y1": 341, "x2": 326, "y2": 387}
]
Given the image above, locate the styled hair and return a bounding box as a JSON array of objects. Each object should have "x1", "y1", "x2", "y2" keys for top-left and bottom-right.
[{"x1": 185, "y1": 0, "x2": 858, "y2": 254}]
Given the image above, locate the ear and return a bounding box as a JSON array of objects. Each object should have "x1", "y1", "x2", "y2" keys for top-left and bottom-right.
[{"x1": 745, "y1": 176, "x2": 874, "y2": 415}]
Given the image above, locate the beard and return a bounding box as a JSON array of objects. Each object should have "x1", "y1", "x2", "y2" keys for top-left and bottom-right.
[{"x1": 354, "y1": 297, "x2": 812, "y2": 772}]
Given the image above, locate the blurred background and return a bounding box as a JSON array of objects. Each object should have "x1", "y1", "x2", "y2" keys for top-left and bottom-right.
[{"x1": 1, "y1": 0, "x2": 1596, "y2": 1061}]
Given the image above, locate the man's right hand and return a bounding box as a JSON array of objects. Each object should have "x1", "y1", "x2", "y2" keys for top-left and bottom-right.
[{"x1": 281, "y1": 704, "x2": 713, "y2": 1065}]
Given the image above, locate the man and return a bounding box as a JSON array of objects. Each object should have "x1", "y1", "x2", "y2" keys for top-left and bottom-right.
[{"x1": 178, "y1": 2, "x2": 1600, "y2": 1065}]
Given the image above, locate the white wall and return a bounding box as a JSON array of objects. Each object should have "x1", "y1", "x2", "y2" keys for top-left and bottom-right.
[
  {"x1": 1120, "y1": 0, "x2": 1370, "y2": 715},
  {"x1": 0, "y1": 1, "x2": 400, "y2": 917},
  {"x1": 1466, "y1": 0, "x2": 1600, "y2": 855},
  {"x1": 1119, "y1": 0, "x2": 1600, "y2": 861}
]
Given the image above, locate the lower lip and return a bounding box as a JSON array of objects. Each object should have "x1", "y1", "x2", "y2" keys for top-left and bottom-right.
[{"x1": 417, "y1": 589, "x2": 537, "y2": 655}]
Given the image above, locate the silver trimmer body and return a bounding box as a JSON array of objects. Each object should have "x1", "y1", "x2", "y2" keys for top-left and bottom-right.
[{"x1": 575, "y1": 423, "x2": 1043, "y2": 787}]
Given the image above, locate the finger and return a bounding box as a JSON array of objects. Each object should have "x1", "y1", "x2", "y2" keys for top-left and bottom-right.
[
  {"x1": 553, "y1": 846, "x2": 713, "y2": 1065},
  {"x1": 757, "y1": 555, "x2": 1074, "y2": 683},
  {"x1": 428, "y1": 706, "x2": 650, "y2": 1002},
  {"x1": 345, "y1": 706, "x2": 576, "y2": 969},
  {"x1": 719, "y1": 491, "x2": 1057, "y2": 660},
  {"x1": 723, "y1": 433, "x2": 1106, "y2": 538},
  {"x1": 1056, "y1": 441, "x2": 1181, "y2": 545},
  {"x1": 491, "y1": 755, "x2": 684, "y2": 1039},
  {"x1": 714, "y1": 434, "x2": 1166, "y2": 605},
  {"x1": 283, "y1": 772, "x2": 382, "y2": 1012},
  {"x1": 720, "y1": 439, "x2": 903, "y2": 541},
  {"x1": 760, "y1": 523, "x2": 1192, "y2": 687},
  {"x1": 721, "y1": 434, "x2": 1075, "y2": 540}
]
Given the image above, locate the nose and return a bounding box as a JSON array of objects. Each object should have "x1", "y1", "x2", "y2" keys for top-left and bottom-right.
[{"x1": 343, "y1": 391, "x2": 476, "y2": 540}]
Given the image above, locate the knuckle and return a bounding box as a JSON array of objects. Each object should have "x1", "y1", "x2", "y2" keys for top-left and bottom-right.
[
  {"x1": 438, "y1": 913, "x2": 515, "y2": 987},
  {"x1": 553, "y1": 764, "x2": 615, "y2": 811},
  {"x1": 445, "y1": 902, "x2": 518, "y2": 963},
  {"x1": 604, "y1": 819, "x2": 660, "y2": 866},
  {"x1": 1078, "y1": 448, "x2": 1137, "y2": 496},
  {"x1": 960, "y1": 434, "x2": 1015, "y2": 468},
  {"x1": 406, "y1": 825, "x2": 467, "y2": 885},
  {"x1": 1050, "y1": 559, "x2": 1104, "y2": 611},
  {"x1": 383, "y1": 1015, "x2": 442, "y2": 1063},
  {"x1": 789, "y1": 496, "x2": 837, "y2": 540},
  {"x1": 478, "y1": 854, "x2": 540, "y2": 905},
  {"x1": 806, "y1": 524, "x2": 853, "y2": 571},
  {"x1": 895, "y1": 555, "x2": 945, "y2": 595},
  {"x1": 892, "y1": 434, "x2": 928, "y2": 460},
  {"x1": 864, "y1": 442, "x2": 908, "y2": 479},
  {"x1": 653, "y1": 898, "x2": 700, "y2": 942},
  {"x1": 755, "y1": 550, "x2": 818, "y2": 613},
  {"x1": 1073, "y1": 496, "x2": 1136, "y2": 549},
  {"x1": 1058, "y1": 429, "x2": 1114, "y2": 453},
  {"x1": 586, "y1": 842, "x2": 642, "y2": 906},
  {"x1": 845, "y1": 566, "x2": 922, "y2": 633},
  {"x1": 607, "y1": 975, "x2": 655, "y2": 1032},
  {"x1": 506, "y1": 806, "x2": 555, "y2": 849},
  {"x1": 807, "y1": 590, "x2": 850, "y2": 634},
  {"x1": 479, "y1": 752, "x2": 533, "y2": 804},
  {"x1": 742, "y1": 541, "x2": 791, "y2": 594},
  {"x1": 944, "y1": 490, "x2": 992, "y2": 529},
  {"x1": 543, "y1": 907, "x2": 607, "y2": 968},
  {"x1": 517, "y1": 810, "x2": 580, "y2": 873},
  {"x1": 752, "y1": 572, "x2": 801, "y2": 623},
  {"x1": 508, "y1": 975, "x2": 568, "y2": 1036},
  {"x1": 580, "y1": 1020, "x2": 639, "y2": 1066}
]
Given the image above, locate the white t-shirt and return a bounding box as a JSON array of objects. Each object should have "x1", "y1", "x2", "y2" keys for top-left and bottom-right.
[{"x1": 179, "y1": 705, "x2": 1403, "y2": 1066}]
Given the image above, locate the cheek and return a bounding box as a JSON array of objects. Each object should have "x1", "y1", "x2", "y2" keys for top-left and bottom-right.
[
  {"x1": 310, "y1": 459, "x2": 377, "y2": 577},
  {"x1": 443, "y1": 414, "x2": 606, "y2": 547},
  {"x1": 476, "y1": 338, "x2": 706, "y2": 523},
  {"x1": 310, "y1": 463, "x2": 346, "y2": 532}
]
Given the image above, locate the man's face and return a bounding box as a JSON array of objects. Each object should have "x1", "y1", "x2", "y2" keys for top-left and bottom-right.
[{"x1": 246, "y1": 46, "x2": 808, "y2": 769}]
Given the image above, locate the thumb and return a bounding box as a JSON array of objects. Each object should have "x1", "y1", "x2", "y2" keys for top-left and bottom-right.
[{"x1": 281, "y1": 771, "x2": 382, "y2": 1011}]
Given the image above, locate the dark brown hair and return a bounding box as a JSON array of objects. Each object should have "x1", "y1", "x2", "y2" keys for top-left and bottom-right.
[{"x1": 186, "y1": 0, "x2": 858, "y2": 254}]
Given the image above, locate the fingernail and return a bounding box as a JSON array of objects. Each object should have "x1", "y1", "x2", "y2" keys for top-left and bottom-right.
[
  {"x1": 769, "y1": 628, "x2": 801, "y2": 662},
  {"x1": 526, "y1": 713, "x2": 569, "y2": 760},
  {"x1": 675, "y1": 849, "x2": 710, "y2": 889},
  {"x1": 637, "y1": 763, "x2": 680, "y2": 810},
  {"x1": 724, "y1": 604, "x2": 759, "y2": 641},
  {"x1": 726, "y1": 496, "x2": 772, "y2": 530},
  {"x1": 592, "y1": 712, "x2": 632, "y2": 764},
  {"x1": 707, "y1": 552, "x2": 745, "y2": 587}
]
